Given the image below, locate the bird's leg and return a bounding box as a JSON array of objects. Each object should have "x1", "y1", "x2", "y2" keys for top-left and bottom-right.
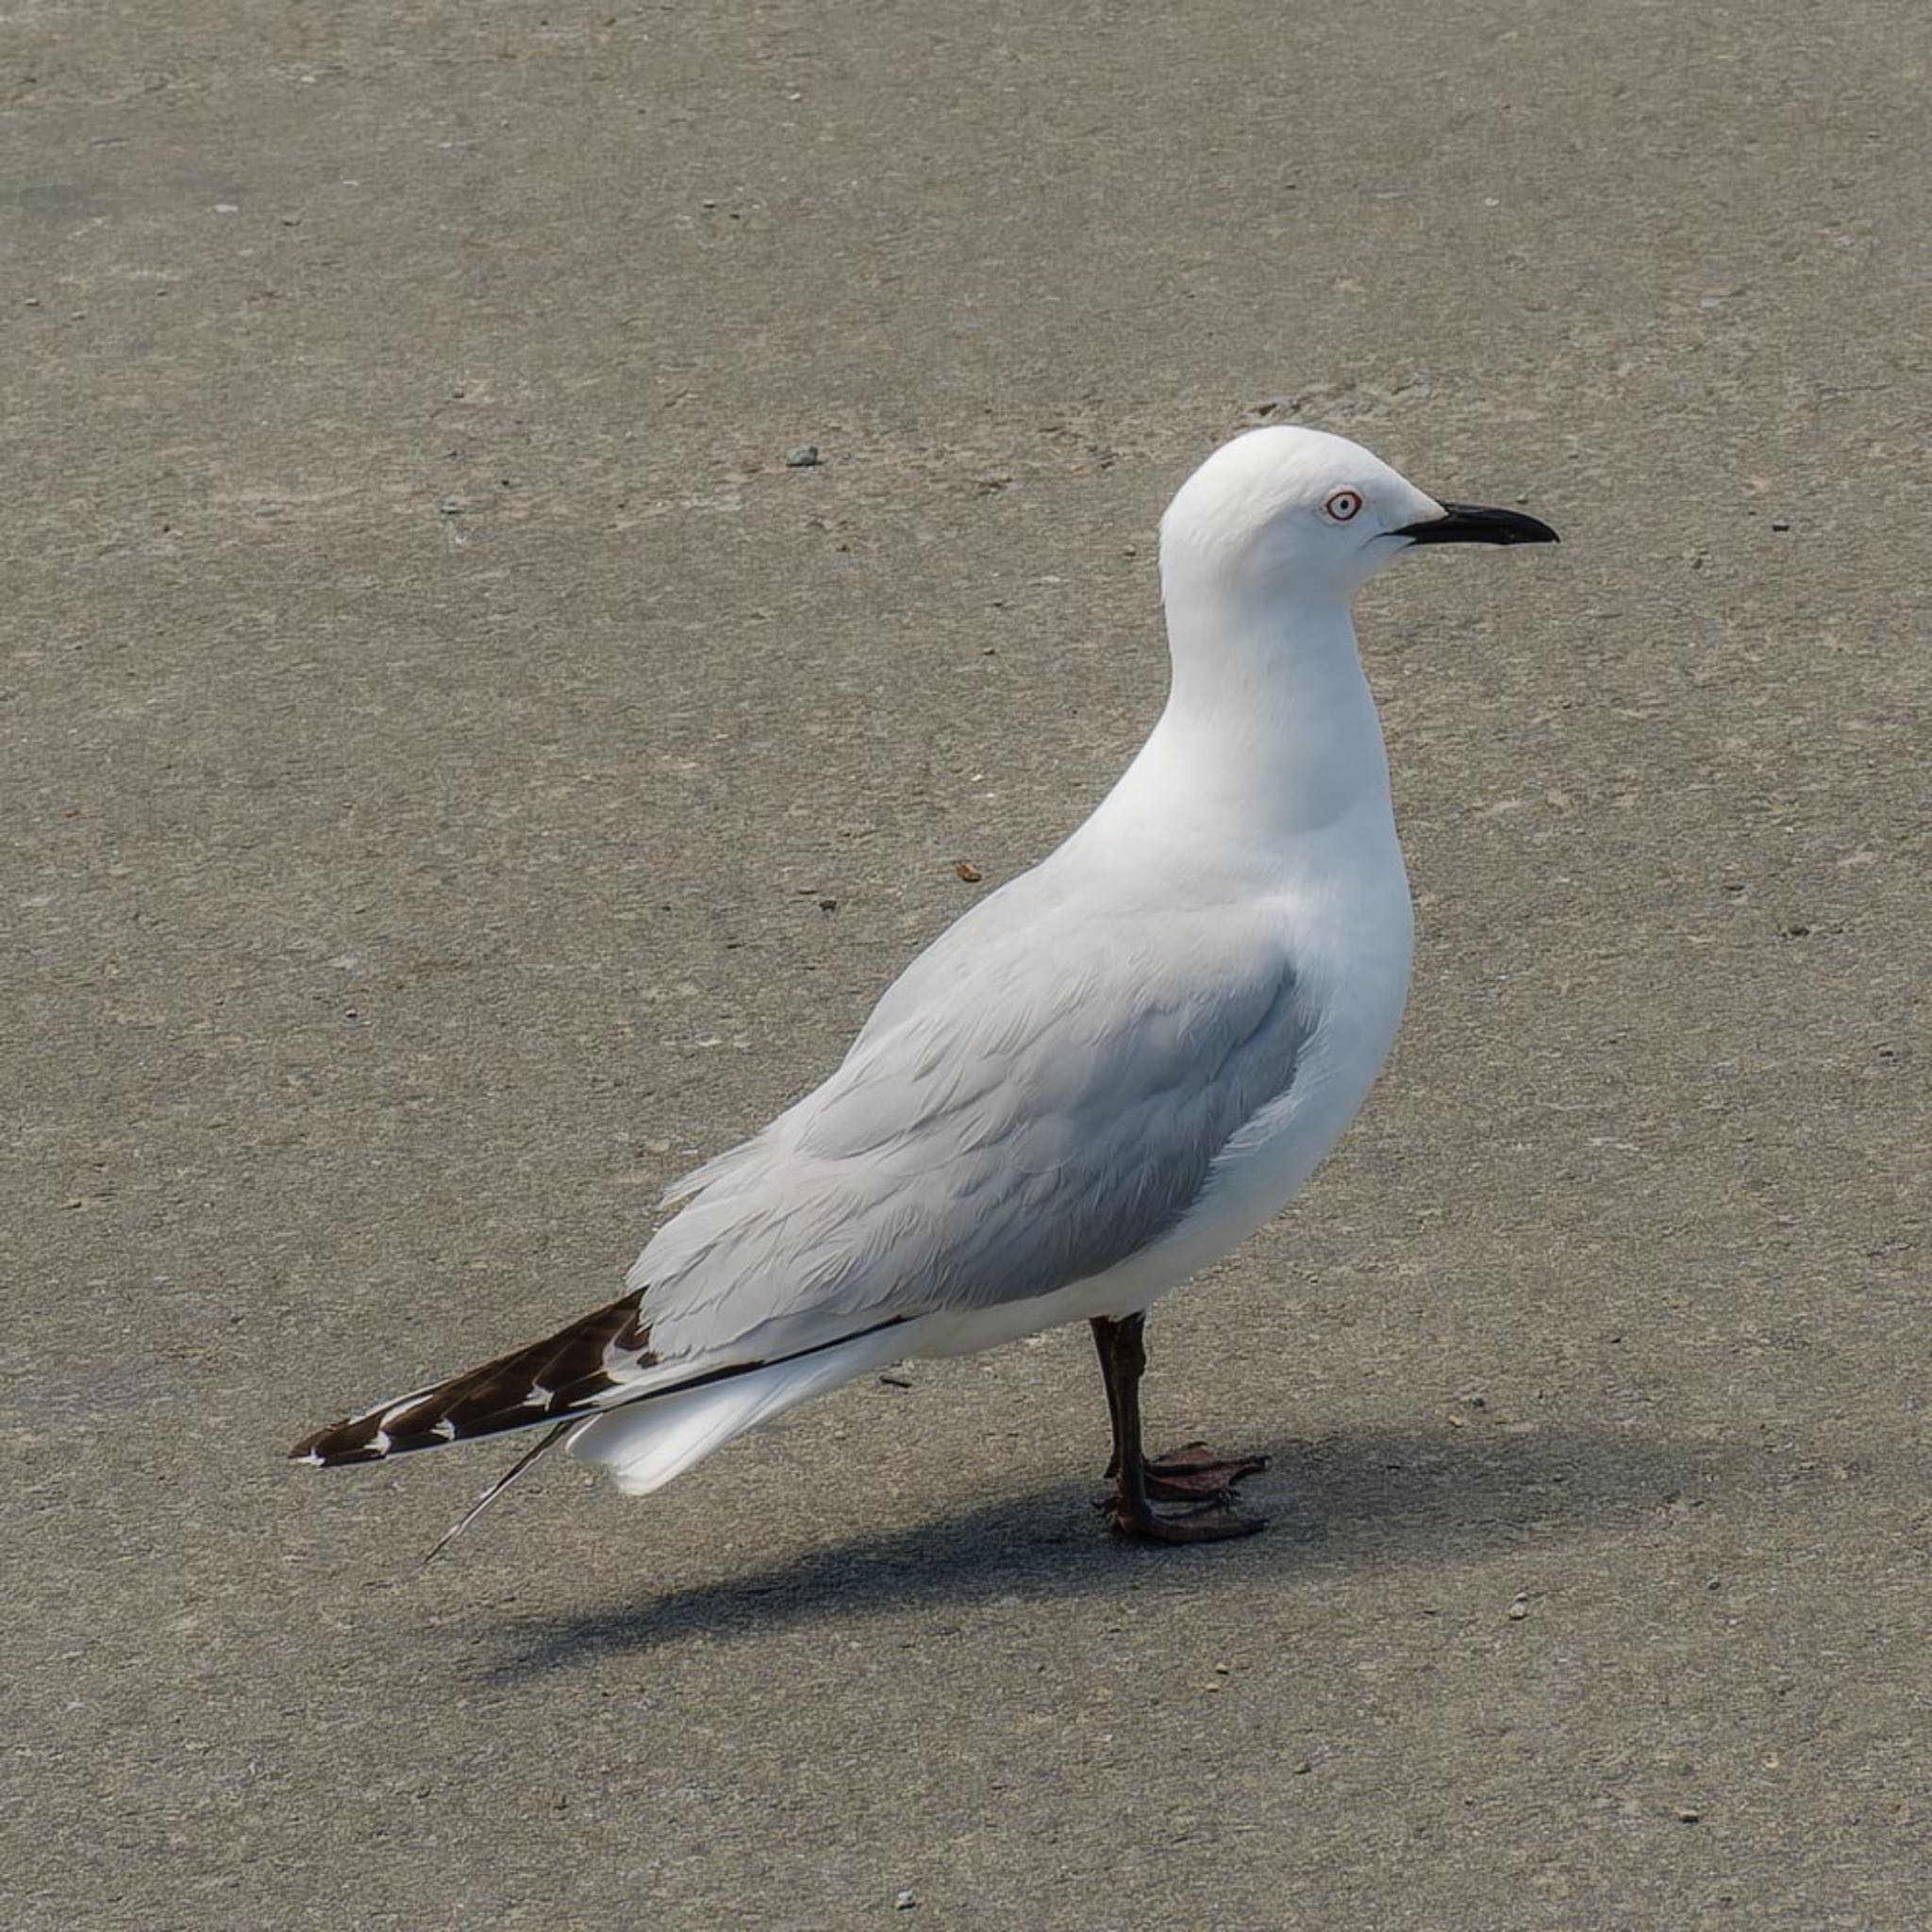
[
  {"x1": 1090, "y1": 1315, "x2": 1271, "y2": 1501},
  {"x1": 1095, "y1": 1314, "x2": 1128, "y2": 1482},
  {"x1": 1089, "y1": 1313, "x2": 1266, "y2": 1542}
]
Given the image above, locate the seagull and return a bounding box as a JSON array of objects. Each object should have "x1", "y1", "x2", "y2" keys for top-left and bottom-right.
[{"x1": 293, "y1": 425, "x2": 1557, "y2": 1549}]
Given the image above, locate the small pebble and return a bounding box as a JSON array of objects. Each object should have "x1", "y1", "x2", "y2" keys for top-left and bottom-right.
[
  {"x1": 893, "y1": 1890, "x2": 917, "y2": 1910},
  {"x1": 784, "y1": 444, "x2": 822, "y2": 468},
  {"x1": 1770, "y1": 518, "x2": 1790, "y2": 532}
]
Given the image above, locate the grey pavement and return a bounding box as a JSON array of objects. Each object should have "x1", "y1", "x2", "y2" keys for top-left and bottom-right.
[{"x1": 4, "y1": 2, "x2": 1925, "y2": 1926}]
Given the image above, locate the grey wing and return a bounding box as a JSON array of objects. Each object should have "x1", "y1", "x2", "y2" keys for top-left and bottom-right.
[{"x1": 628, "y1": 893, "x2": 1314, "y2": 1362}]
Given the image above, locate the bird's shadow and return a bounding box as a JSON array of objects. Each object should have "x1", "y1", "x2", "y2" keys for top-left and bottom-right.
[{"x1": 483, "y1": 1421, "x2": 1728, "y2": 1681}]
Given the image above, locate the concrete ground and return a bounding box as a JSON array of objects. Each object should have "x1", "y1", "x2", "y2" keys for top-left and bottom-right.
[{"x1": 4, "y1": 2, "x2": 1924, "y2": 1925}]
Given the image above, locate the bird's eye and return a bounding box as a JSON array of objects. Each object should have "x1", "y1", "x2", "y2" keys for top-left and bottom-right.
[{"x1": 1324, "y1": 490, "x2": 1364, "y2": 523}]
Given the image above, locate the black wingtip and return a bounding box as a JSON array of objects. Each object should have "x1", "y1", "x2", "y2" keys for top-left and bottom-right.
[
  {"x1": 290, "y1": 1416, "x2": 387, "y2": 1466},
  {"x1": 291, "y1": 1288, "x2": 658, "y2": 1472}
]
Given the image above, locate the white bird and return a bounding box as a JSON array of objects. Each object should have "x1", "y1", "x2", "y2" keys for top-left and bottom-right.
[{"x1": 294, "y1": 425, "x2": 1557, "y2": 1549}]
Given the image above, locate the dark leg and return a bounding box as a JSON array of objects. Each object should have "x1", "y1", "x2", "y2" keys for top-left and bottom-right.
[{"x1": 1089, "y1": 1314, "x2": 1267, "y2": 1543}]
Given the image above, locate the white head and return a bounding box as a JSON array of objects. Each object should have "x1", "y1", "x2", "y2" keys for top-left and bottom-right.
[{"x1": 1160, "y1": 425, "x2": 1557, "y2": 605}]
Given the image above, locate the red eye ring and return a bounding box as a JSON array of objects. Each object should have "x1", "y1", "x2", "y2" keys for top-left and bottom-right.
[{"x1": 1324, "y1": 489, "x2": 1364, "y2": 523}]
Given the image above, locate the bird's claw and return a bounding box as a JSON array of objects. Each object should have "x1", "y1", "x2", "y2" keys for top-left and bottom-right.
[
  {"x1": 1093, "y1": 1439, "x2": 1271, "y2": 1538},
  {"x1": 1141, "y1": 1441, "x2": 1271, "y2": 1502},
  {"x1": 1108, "y1": 1497, "x2": 1268, "y2": 1544}
]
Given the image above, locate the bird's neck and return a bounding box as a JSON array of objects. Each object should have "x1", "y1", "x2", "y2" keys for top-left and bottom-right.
[{"x1": 1100, "y1": 579, "x2": 1394, "y2": 852}]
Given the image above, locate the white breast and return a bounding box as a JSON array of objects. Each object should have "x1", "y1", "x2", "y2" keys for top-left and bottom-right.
[{"x1": 911, "y1": 813, "x2": 1412, "y2": 1361}]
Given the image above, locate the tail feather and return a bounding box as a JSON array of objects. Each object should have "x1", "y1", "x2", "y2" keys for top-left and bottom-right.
[
  {"x1": 566, "y1": 1321, "x2": 914, "y2": 1494},
  {"x1": 291, "y1": 1288, "x2": 658, "y2": 1466}
]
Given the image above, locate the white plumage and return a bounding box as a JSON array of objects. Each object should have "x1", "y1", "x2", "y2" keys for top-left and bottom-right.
[{"x1": 295, "y1": 425, "x2": 1556, "y2": 1545}]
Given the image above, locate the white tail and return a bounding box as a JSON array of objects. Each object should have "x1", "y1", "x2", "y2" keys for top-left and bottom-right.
[{"x1": 563, "y1": 1324, "x2": 908, "y2": 1495}]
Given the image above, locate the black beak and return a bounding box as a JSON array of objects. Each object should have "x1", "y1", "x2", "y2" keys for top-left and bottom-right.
[{"x1": 1397, "y1": 502, "x2": 1559, "y2": 546}]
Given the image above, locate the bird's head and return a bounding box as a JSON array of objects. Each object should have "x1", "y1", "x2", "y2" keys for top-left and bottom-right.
[{"x1": 1159, "y1": 424, "x2": 1557, "y2": 603}]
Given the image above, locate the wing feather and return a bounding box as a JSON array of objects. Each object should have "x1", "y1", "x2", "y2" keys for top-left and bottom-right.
[{"x1": 630, "y1": 875, "x2": 1312, "y2": 1361}]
